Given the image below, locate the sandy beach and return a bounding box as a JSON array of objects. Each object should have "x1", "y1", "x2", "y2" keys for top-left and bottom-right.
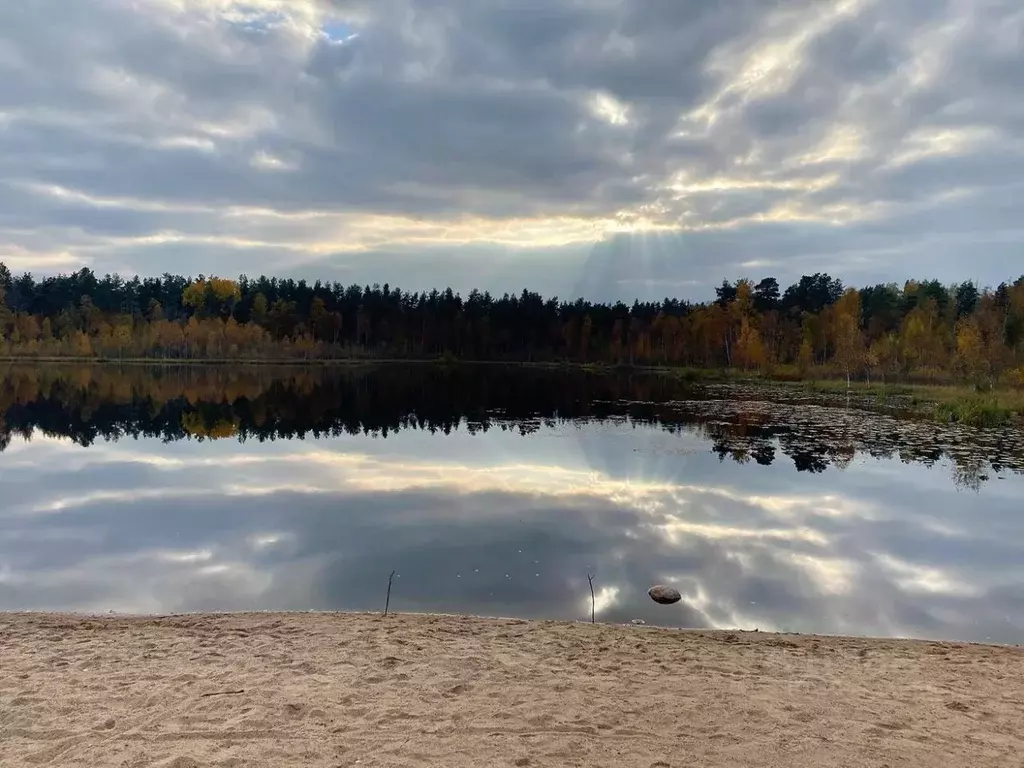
[{"x1": 2, "y1": 612, "x2": 1022, "y2": 767}]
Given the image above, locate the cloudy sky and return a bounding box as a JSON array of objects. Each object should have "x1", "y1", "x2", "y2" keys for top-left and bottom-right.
[
  {"x1": 4, "y1": 420, "x2": 1024, "y2": 643},
  {"x1": 1, "y1": 0, "x2": 1022, "y2": 301}
]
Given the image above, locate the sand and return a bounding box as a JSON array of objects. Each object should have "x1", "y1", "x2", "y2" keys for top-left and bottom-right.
[{"x1": 2, "y1": 613, "x2": 1022, "y2": 768}]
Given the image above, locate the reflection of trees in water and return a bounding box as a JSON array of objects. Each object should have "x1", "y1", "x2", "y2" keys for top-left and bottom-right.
[
  {"x1": 951, "y1": 454, "x2": 989, "y2": 492},
  {"x1": 180, "y1": 412, "x2": 240, "y2": 440},
  {"x1": 1, "y1": 364, "x2": 1021, "y2": 490},
  {"x1": 674, "y1": 402, "x2": 1021, "y2": 490}
]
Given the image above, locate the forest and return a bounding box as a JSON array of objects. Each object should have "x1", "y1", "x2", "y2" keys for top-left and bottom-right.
[
  {"x1": 1, "y1": 365, "x2": 1017, "y2": 490},
  {"x1": 2, "y1": 261, "x2": 1024, "y2": 384}
]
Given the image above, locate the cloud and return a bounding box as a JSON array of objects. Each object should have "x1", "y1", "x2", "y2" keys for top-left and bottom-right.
[
  {"x1": 3, "y1": 426, "x2": 1024, "y2": 642},
  {"x1": 1, "y1": 0, "x2": 1023, "y2": 299}
]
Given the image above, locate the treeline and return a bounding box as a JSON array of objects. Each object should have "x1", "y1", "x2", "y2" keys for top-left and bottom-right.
[
  {"x1": 2, "y1": 262, "x2": 1024, "y2": 383},
  {"x1": 2, "y1": 365, "x2": 1019, "y2": 490}
]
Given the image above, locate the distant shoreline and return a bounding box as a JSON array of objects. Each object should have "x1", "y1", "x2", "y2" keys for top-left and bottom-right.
[
  {"x1": 3, "y1": 611, "x2": 1022, "y2": 767},
  {"x1": 0, "y1": 352, "x2": 1010, "y2": 384}
]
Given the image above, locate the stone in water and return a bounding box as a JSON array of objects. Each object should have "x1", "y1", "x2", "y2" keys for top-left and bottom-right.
[{"x1": 648, "y1": 585, "x2": 681, "y2": 605}]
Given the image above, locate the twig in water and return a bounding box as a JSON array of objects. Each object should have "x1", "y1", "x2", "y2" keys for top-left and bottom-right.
[
  {"x1": 384, "y1": 569, "x2": 397, "y2": 617},
  {"x1": 200, "y1": 690, "x2": 245, "y2": 698},
  {"x1": 587, "y1": 573, "x2": 596, "y2": 624}
]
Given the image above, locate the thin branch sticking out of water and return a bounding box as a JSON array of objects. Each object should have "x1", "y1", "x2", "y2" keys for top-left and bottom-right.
[
  {"x1": 587, "y1": 573, "x2": 595, "y2": 624},
  {"x1": 384, "y1": 570, "x2": 397, "y2": 617}
]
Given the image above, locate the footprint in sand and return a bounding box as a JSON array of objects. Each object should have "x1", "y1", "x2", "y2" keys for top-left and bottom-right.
[{"x1": 161, "y1": 758, "x2": 201, "y2": 768}]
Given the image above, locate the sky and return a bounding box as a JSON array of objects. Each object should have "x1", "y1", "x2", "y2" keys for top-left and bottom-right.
[
  {"x1": 5, "y1": 424, "x2": 1024, "y2": 643},
  {"x1": 1, "y1": 0, "x2": 1022, "y2": 302}
]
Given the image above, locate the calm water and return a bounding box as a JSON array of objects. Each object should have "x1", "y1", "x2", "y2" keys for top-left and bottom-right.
[{"x1": 2, "y1": 365, "x2": 1023, "y2": 644}]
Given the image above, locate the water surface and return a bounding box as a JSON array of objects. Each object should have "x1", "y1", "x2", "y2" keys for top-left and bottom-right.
[{"x1": 2, "y1": 364, "x2": 1023, "y2": 644}]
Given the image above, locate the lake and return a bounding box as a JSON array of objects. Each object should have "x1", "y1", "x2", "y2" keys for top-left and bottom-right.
[{"x1": 2, "y1": 364, "x2": 1023, "y2": 644}]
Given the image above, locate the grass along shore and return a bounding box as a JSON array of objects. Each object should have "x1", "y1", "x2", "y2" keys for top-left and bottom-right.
[
  {"x1": 2, "y1": 611, "x2": 1023, "y2": 768},
  {"x1": 796, "y1": 379, "x2": 1024, "y2": 427}
]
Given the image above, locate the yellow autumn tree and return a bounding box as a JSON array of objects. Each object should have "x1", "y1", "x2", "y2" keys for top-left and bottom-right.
[
  {"x1": 870, "y1": 333, "x2": 901, "y2": 382},
  {"x1": 955, "y1": 317, "x2": 988, "y2": 383},
  {"x1": 899, "y1": 310, "x2": 927, "y2": 374},
  {"x1": 735, "y1": 317, "x2": 766, "y2": 370},
  {"x1": 113, "y1": 324, "x2": 132, "y2": 358},
  {"x1": 183, "y1": 277, "x2": 241, "y2": 319},
  {"x1": 71, "y1": 331, "x2": 93, "y2": 357},
  {"x1": 181, "y1": 412, "x2": 240, "y2": 440},
  {"x1": 833, "y1": 289, "x2": 864, "y2": 385}
]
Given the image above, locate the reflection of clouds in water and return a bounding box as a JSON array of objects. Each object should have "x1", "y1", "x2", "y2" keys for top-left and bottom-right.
[
  {"x1": 1, "y1": 426, "x2": 1023, "y2": 643},
  {"x1": 587, "y1": 586, "x2": 620, "y2": 617}
]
